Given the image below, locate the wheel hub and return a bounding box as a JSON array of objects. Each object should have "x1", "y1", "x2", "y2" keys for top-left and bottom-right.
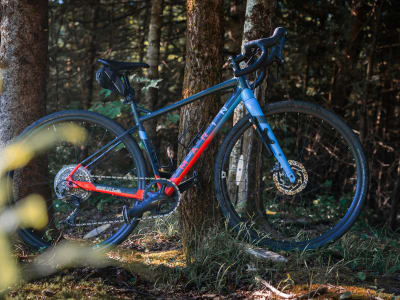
[
  {"x1": 54, "y1": 164, "x2": 92, "y2": 201},
  {"x1": 273, "y1": 160, "x2": 308, "y2": 195}
]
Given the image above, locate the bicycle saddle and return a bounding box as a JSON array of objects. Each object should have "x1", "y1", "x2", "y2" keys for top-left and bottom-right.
[{"x1": 98, "y1": 58, "x2": 149, "y2": 72}]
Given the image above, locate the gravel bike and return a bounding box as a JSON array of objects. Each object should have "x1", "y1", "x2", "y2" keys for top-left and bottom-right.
[{"x1": 11, "y1": 27, "x2": 368, "y2": 251}]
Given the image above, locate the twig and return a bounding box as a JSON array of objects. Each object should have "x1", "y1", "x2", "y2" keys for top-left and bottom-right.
[
  {"x1": 255, "y1": 277, "x2": 329, "y2": 299},
  {"x1": 252, "y1": 290, "x2": 272, "y2": 298},
  {"x1": 255, "y1": 276, "x2": 296, "y2": 299}
]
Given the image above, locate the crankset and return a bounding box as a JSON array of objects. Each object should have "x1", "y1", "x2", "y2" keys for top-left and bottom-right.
[{"x1": 123, "y1": 178, "x2": 181, "y2": 222}]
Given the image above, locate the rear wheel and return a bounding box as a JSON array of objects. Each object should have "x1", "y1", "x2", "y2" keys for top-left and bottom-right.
[
  {"x1": 214, "y1": 101, "x2": 368, "y2": 250},
  {"x1": 10, "y1": 110, "x2": 147, "y2": 250}
]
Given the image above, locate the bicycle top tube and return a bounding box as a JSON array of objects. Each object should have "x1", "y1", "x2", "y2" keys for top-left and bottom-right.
[{"x1": 139, "y1": 78, "x2": 238, "y2": 123}]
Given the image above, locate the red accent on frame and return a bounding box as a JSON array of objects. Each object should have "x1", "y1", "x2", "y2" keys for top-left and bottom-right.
[
  {"x1": 176, "y1": 132, "x2": 214, "y2": 182},
  {"x1": 165, "y1": 131, "x2": 215, "y2": 196},
  {"x1": 66, "y1": 163, "x2": 144, "y2": 200},
  {"x1": 66, "y1": 163, "x2": 82, "y2": 184},
  {"x1": 69, "y1": 180, "x2": 145, "y2": 200}
]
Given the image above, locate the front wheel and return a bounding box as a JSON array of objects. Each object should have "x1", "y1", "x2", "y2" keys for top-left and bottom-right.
[
  {"x1": 10, "y1": 110, "x2": 147, "y2": 250},
  {"x1": 214, "y1": 101, "x2": 368, "y2": 251}
]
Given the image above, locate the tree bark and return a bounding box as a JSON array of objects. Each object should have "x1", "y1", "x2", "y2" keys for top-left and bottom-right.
[
  {"x1": 82, "y1": 4, "x2": 99, "y2": 110},
  {"x1": 0, "y1": 0, "x2": 49, "y2": 205},
  {"x1": 178, "y1": 0, "x2": 224, "y2": 262},
  {"x1": 229, "y1": 0, "x2": 276, "y2": 221},
  {"x1": 360, "y1": 0, "x2": 383, "y2": 144},
  {"x1": 389, "y1": 159, "x2": 400, "y2": 230},
  {"x1": 0, "y1": 0, "x2": 48, "y2": 145},
  {"x1": 138, "y1": 3, "x2": 151, "y2": 65},
  {"x1": 328, "y1": 1, "x2": 369, "y2": 114},
  {"x1": 144, "y1": 0, "x2": 163, "y2": 147}
]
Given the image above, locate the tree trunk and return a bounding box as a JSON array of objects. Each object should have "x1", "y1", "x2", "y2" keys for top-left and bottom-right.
[
  {"x1": 0, "y1": 0, "x2": 49, "y2": 204},
  {"x1": 328, "y1": 1, "x2": 369, "y2": 114},
  {"x1": 82, "y1": 4, "x2": 99, "y2": 110},
  {"x1": 178, "y1": 0, "x2": 224, "y2": 262},
  {"x1": 138, "y1": 4, "x2": 151, "y2": 64},
  {"x1": 229, "y1": 0, "x2": 276, "y2": 220},
  {"x1": 160, "y1": 0, "x2": 174, "y2": 74},
  {"x1": 389, "y1": 159, "x2": 400, "y2": 230},
  {"x1": 360, "y1": 0, "x2": 383, "y2": 143},
  {"x1": 144, "y1": 0, "x2": 163, "y2": 148},
  {"x1": 233, "y1": 0, "x2": 276, "y2": 123},
  {"x1": 0, "y1": 0, "x2": 48, "y2": 145}
]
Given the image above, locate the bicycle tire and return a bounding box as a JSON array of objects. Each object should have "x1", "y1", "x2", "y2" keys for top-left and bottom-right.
[
  {"x1": 9, "y1": 110, "x2": 147, "y2": 250},
  {"x1": 214, "y1": 101, "x2": 368, "y2": 251}
]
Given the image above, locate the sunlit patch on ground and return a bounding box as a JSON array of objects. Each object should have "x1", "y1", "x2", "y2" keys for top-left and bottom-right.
[{"x1": 107, "y1": 248, "x2": 186, "y2": 268}]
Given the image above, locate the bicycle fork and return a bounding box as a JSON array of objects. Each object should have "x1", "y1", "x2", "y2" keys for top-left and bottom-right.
[{"x1": 240, "y1": 88, "x2": 296, "y2": 184}]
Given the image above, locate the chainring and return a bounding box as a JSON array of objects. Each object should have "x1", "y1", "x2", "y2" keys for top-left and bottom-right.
[
  {"x1": 143, "y1": 178, "x2": 181, "y2": 218},
  {"x1": 273, "y1": 160, "x2": 308, "y2": 195}
]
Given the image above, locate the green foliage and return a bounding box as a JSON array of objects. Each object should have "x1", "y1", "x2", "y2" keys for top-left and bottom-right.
[
  {"x1": 130, "y1": 75, "x2": 163, "y2": 93},
  {"x1": 166, "y1": 113, "x2": 179, "y2": 124},
  {"x1": 357, "y1": 272, "x2": 366, "y2": 281},
  {"x1": 89, "y1": 100, "x2": 123, "y2": 119},
  {"x1": 99, "y1": 89, "x2": 112, "y2": 99}
]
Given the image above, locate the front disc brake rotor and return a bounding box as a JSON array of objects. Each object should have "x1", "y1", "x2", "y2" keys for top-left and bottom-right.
[{"x1": 272, "y1": 160, "x2": 308, "y2": 195}]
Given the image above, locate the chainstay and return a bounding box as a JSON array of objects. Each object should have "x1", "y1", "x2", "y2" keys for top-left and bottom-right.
[{"x1": 67, "y1": 176, "x2": 181, "y2": 227}]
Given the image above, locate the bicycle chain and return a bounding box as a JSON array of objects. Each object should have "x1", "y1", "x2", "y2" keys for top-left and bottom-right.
[{"x1": 65, "y1": 175, "x2": 181, "y2": 227}]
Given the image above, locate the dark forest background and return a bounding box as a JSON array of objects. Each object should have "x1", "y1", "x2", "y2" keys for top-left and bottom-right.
[{"x1": 46, "y1": 0, "x2": 400, "y2": 230}]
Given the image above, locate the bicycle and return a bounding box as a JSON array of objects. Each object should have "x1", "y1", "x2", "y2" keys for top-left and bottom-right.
[{"x1": 10, "y1": 27, "x2": 368, "y2": 251}]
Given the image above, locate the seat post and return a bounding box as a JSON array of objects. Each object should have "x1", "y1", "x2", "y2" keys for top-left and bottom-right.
[
  {"x1": 130, "y1": 100, "x2": 160, "y2": 176},
  {"x1": 122, "y1": 74, "x2": 135, "y2": 101}
]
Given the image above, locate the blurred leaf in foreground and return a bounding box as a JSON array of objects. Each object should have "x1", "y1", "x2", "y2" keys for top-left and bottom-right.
[
  {"x1": 0, "y1": 232, "x2": 19, "y2": 291},
  {"x1": 0, "y1": 123, "x2": 89, "y2": 291},
  {"x1": 16, "y1": 194, "x2": 48, "y2": 230},
  {"x1": 32, "y1": 241, "x2": 108, "y2": 277},
  {"x1": 0, "y1": 123, "x2": 87, "y2": 174}
]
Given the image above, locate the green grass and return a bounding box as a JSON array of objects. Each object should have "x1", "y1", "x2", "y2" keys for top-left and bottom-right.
[{"x1": 5, "y1": 216, "x2": 400, "y2": 299}]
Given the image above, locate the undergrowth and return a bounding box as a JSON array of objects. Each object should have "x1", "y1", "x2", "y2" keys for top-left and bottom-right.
[
  {"x1": 6, "y1": 215, "x2": 400, "y2": 298},
  {"x1": 182, "y1": 226, "x2": 271, "y2": 292},
  {"x1": 147, "y1": 219, "x2": 400, "y2": 295},
  {"x1": 116, "y1": 214, "x2": 400, "y2": 294}
]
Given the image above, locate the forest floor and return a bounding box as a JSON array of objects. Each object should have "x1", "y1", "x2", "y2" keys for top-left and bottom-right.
[{"x1": 4, "y1": 216, "x2": 400, "y2": 299}]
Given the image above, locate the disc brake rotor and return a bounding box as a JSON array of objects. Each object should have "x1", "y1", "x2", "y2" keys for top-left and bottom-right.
[{"x1": 273, "y1": 160, "x2": 308, "y2": 195}]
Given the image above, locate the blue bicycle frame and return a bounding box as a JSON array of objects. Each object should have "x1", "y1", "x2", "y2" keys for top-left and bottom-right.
[
  {"x1": 72, "y1": 75, "x2": 296, "y2": 201},
  {"x1": 163, "y1": 76, "x2": 296, "y2": 187}
]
